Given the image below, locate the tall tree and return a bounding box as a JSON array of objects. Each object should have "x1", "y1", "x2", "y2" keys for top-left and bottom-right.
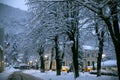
[
  {"x1": 27, "y1": 0, "x2": 81, "y2": 78},
  {"x1": 38, "y1": 45, "x2": 45, "y2": 72},
  {"x1": 78, "y1": 0, "x2": 120, "y2": 79},
  {"x1": 54, "y1": 35, "x2": 62, "y2": 75},
  {"x1": 65, "y1": 1, "x2": 79, "y2": 78},
  {"x1": 49, "y1": 47, "x2": 54, "y2": 70},
  {"x1": 95, "y1": 18, "x2": 104, "y2": 76}
]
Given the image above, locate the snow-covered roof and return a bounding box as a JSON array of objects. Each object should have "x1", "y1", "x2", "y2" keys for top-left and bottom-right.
[
  {"x1": 19, "y1": 63, "x2": 29, "y2": 66},
  {"x1": 82, "y1": 45, "x2": 98, "y2": 50},
  {"x1": 101, "y1": 60, "x2": 117, "y2": 67}
]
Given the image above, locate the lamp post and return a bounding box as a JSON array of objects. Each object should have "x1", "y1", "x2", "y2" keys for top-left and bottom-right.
[
  {"x1": 102, "y1": 54, "x2": 106, "y2": 68},
  {"x1": 35, "y1": 59, "x2": 38, "y2": 70},
  {"x1": 29, "y1": 61, "x2": 33, "y2": 68},
  {"x1": 44, "y1": 55, "x2": 48, "y2": 70}
]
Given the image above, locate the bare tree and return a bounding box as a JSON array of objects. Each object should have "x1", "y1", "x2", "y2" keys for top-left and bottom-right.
[
  {"x1": 78, "y1": 0, "x2": 120, "y2": 79},
  {"x1": 38, "y1": 45, "x2": 45, "y2": 72},
  {"x1": 65, "y1": 1, "x2": 79, "y2": 78},
  {"x1": 94, "y1": 17, "x2": 105, "y2": 76},
  {"x1": 54, "y1": 35, "x2": 62, "y2": 75}
]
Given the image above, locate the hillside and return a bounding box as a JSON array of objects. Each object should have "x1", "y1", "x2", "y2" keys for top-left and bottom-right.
[{"x1": 0, "y1": 3, "x2": 29, "y2": 34}]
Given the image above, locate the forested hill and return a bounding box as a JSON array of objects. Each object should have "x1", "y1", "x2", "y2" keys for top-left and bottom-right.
[{"x1": 0, "y1": 3, "x2": 28, "y2": 34}]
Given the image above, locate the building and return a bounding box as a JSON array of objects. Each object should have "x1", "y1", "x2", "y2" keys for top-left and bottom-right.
[
  {"x1": 82, "y1": 45, "x2": 98, "y2": 72},
  {"x1": 44, "y1": 48, "x2": 70, "y2": 71}
]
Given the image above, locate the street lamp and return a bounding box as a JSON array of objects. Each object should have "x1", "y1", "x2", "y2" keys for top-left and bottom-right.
[
  {"x1": 29, "y1": 61, "x2": 33, "y2": 68},
  {"x1": 35, "y1": 59, "x2": 38, "y2": 70},
  {"x1": 44, "y1": 55, "x2": 48, "y2": 59},
  {"x1": 102, "y1": 54, "x2": 106, "y2": 59},
  {"x1": 102, "y1": 54, "x2": 106, "y2": 68},
  {"x1": 44, "y1": 55, "x2": 48, "y2": 70}
]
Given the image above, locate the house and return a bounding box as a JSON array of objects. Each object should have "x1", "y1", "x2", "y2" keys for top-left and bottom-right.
[
  {"x1": 82, "y1": 45, "x2": 98, "y2": 72},
  {"x1": 44, "y1": 48, "x2": 70, "y2": 71}
]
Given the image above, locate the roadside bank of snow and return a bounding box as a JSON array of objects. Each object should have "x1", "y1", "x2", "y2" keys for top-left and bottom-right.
[
  {"x1": 0, "y1": 67, "x2": 20, "y2": 80},
  {"x1": 23, "y1": 70, "x2": 118, "y2": 80}
]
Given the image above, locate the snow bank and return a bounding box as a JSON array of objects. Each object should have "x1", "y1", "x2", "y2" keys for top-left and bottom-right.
[
  {"x1": 22, "y1": 70, "x2": 118, "y2": 80},
  {"x1": 95, "y1": 60, "x2": 117, "y2": 67},
  {"x1": 83, "y1": 45, "x2": 98, "y2": 50},
  {"x1": 101, "y1": 60, "x2": 117, "y2": 67},
  {"x1": 0, "y1": 67, "x2": 20, "y2": 80}
]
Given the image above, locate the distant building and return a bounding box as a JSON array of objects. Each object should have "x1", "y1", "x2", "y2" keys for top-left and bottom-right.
[
  {"x1": 44, "y1": 48, "x2": 70, "y2": 71},
  {"x1": 82, "y1": 45, "x2": 98, "y2": 71}
]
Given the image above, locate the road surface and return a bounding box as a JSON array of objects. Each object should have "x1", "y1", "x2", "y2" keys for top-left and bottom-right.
[{"x1": 8, "y1": 71, "x2": 42, "y2": 80}]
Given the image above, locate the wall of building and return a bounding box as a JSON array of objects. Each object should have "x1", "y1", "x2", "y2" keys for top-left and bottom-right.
[{"x1": 83, "y1": 49, "x2": 98, "y2": 71}]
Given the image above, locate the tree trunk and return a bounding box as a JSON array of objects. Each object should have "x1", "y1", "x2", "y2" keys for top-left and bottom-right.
[
  {"x1": 40, "y1": 55, "x2": 45, "y2": 72},
  {"x1": 54, "y1": 35, "x2": 61, "y2": 75},
  {"x1": 66, "y1": 1, "x2": 79, "y2": 78},
  {"x1": 95, "y1": 19, "x2": 104, "y2": 77},
  {"x1": 96, "y1": 31, "x2": 104, "y2": 77},
  {"x1": 74, "y1": 26, "x2": 79, "y2": 78},
  {"x1": 50, "y1": 48, "x2": 54, "y2": 70},
  {"x1": 38, "y1": 47, "x2": 45, "y2": 73},
  {"x1": 104, "y1": 18, "x2": 120, "y2": 79},
  {"x1": 104, "y1": 16, "x2": 120, "y2": 80},
  {"x1": 102, "y1": 1, "x2": 120, "y2": 79},
  {"x1": 114, "y1": 42, "x2": 120, "y2": 80},
  {"x1": 68, "y1": 34, "x2": 79, "y2": 78}
]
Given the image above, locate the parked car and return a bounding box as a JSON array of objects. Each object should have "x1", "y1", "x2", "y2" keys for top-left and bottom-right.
[
  {"x1": 19, "y1": 63, "x2": 30, "y2": 70},
  {"x1": 13, "y1": 66, "x2": 20, "y2": 69},
  {"x1": 61, "y1": 66, "x2": 70, "y2": 72}
]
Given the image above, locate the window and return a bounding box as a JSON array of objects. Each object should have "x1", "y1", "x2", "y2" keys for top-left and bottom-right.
[
  {"x1": 92, "y1": 61, "x2": 94, "y2": 66},
  {"x1": 88, "y1": 61, "x2": 90, "y2": 66},
  {"x1": 87, "y1": 54, "x2": 90, "y2": 57},
  {"x1": 92, "y1": 53, "x2": 94, "y2": 57},
  {"x1": 62, "y1": 62, "x2": 65, "y2": 66}
]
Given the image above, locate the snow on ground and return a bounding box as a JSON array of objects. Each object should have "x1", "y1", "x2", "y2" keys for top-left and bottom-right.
[
  {"x1": 0, "y1": 68, "x2": 118, "y2": 80},
  {"x1": 101, "y1": 60, "x2": 117, "y2": 67},
  {"x1": 0, "y1": 67, "x2": 20, "y2": 80},
  {"x1": 23, "y1": 70, "x2": 118, "y2": 80}
]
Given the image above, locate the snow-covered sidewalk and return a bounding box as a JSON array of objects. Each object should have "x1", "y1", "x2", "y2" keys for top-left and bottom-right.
[{"x1": 23, "y1": 70, "x2": 119, "y2": 80}]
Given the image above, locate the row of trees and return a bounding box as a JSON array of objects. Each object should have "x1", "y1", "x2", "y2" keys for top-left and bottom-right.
[
  {"x1": 26, "y1": 0, "x2": 120, "y2": 79},
  {"x1": 26, "y1": 1, "x2": 80, "y2": 78}
]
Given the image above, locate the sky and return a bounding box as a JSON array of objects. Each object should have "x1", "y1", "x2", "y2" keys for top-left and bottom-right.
[{"x1": 0, "y1": 0, "x2": 28, "y2": 11}]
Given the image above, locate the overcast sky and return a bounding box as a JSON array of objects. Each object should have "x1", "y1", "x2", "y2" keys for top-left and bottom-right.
[{"x1": 0, "y1": 0, "x2": 28, "y2": 11}]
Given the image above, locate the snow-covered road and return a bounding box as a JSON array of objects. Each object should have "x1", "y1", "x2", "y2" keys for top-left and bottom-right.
[{"x1": 8, "y1": 71, "x2": 43, "y2": 80}]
